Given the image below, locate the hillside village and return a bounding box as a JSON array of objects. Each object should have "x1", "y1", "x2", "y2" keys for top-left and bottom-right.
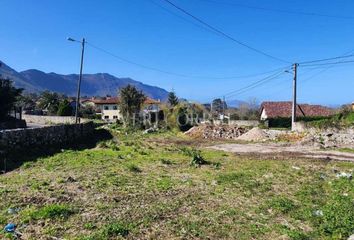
[{"x1": 1, "y1": 1, "x2": 354, "y2": 240}]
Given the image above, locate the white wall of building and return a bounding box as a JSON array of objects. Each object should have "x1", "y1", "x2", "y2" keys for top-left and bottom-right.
[{"x1": 260, "y1": 109, "x2": 267, "y2": 121}]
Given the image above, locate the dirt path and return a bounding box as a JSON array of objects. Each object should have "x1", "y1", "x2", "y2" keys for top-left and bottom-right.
[{"x1": 208, "y1": 143, "x2": 354, "y2": 162}]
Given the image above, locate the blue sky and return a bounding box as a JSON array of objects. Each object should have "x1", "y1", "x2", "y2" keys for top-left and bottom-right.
[{"x1": 1, "y1": 0, "x2": 354, "y2": 105}]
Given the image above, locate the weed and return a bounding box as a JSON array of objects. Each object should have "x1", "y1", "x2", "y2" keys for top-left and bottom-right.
[
  {"x1": 280, "y1": 225, "x2": 310, "y2": 240},
  {"x1": 212, "y1": 162, "x2": 222, "y2": 169},
  {"x1": 103, "y1": 221, "x2": 132, "y2": 238},
  {"x1": 217, "y1": 172, "x2": 250, "y2": 185},
  {"x1": 189, "y1": 149, "x2": 207, "y2": 167},
  {"x1": 97, "y1": 140, "x2": 119, "y2": 151},
  {"x1": 126, "y1": 164, "x2": 142, "y2": 173},
  {"x1": 156, "y1": 176, "x2": 174, "y2": 190},
  {"x1": 266, "y1": 196, "x2": 297, "y2": 214},
  {"x1": 160, "y1": 159, "x2": 173, "y2": 165},
  {"x1": 84, "y1": 222, "x2": 96, "y2": 230},
  {"x1": 23, "y1": 204, "x2": 75, "y2": 221}
]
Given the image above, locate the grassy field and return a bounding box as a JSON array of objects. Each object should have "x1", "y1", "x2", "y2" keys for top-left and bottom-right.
[{"x1": 0, "y1": 127, "x2": 353, "y2": 239}]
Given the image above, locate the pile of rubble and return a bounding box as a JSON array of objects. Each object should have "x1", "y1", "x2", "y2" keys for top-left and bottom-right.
[
  {"x1": 237, "y1": 127, "x2": 269, "y2": 141},
  {"x1": 302, "y1": 127, "x2": 354, "y2": 148},
  {"x1": 185, "y1": 125, "x2": 247, "y2": 139},
  {"x1": 186, "y1": 124, "x2": 354, "y2": 147}
]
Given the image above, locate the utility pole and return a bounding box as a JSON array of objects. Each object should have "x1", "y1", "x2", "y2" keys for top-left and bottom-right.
[
  {"x1": 222, "y1": 96, "x2": 225, "y2": 116},
  {"x1": 75, "y1": 38, "x2": 85, "y2": 124},
  {"x1": 291, "y1": 63, "x2": 298, "y2": 131}
]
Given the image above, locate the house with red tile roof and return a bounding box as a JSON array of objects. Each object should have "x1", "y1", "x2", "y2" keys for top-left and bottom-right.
[
  {"x1": 260, "y1": 101, "x2": 334, "y2": 121},
  {"x1": 82, "y1": 97, "x2": 160, "y2": 121}
]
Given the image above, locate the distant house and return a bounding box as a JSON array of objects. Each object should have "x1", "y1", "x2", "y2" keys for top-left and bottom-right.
[
  {"x1": 260, "y1": 101, "x2": 334, "y2": 121},
  {"x1": 83, "y1": 97, "x2": 160, "y2": 121}
]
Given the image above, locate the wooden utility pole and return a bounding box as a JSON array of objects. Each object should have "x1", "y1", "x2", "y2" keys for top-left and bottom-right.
[
  {"x1": 291, "y1": 63, "x2": 298, "y2": 131},
  {"x1": 75, "y1": 38, "x2": 85, "y2": 124}
]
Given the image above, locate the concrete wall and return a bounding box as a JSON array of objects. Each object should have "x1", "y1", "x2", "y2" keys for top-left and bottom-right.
[
  {"x1": 0, "y1": 122, "x2": 95, "y2": 152},
  {"x1": 23, "y1": 114, "x2": 89, "y2": 125}
]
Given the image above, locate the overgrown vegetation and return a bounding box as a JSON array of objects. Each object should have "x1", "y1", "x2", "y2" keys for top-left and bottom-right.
[
  {"x1": 0, "y1": 127, "x2": 353, "y2": 239},
  {"x1": 307, "y1": 105, "x2": 354, "y2": 129},
  {"x1": 118, "y1": 84, "x2": 146, "y2": 127}
]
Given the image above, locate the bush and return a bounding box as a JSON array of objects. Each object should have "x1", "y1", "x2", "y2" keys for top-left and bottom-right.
[
  {"x1": 57, "y1": 99, "x2": 73, "y2": 116},
  {"x1": 189, "y1": 149, "x2": 207, "y2": 167},
  {"x1": 268, "y1": 117, "x2": 291, "y2": 128}
]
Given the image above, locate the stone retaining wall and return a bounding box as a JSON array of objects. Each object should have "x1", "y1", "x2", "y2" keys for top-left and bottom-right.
[
  {"x1": 22, "y1": 114, "x2": 89, "y2": 125},
  {"x1": 0, "y1": 122, "x2": 95, "y2": 152}
]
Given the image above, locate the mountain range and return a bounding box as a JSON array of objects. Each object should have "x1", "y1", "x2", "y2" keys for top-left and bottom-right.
[{"x1": 0, "y1": 60, "x2": 169, "y2": 101}]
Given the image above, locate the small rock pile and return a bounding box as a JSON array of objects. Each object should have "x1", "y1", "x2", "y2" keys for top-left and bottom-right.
[
  {"x1": 237, "y1": 127, "x2": 269, "y2": 141},
  {"x1": 300, "y1": 127, "x2": 354, "y2": 148},
  {"x1": 185, "y1": 125, "x2": 247, "y2": 139}
]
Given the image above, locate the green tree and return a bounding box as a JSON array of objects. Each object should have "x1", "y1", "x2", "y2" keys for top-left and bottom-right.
[
  {"x1": 57, "y1": 99, "x2": 73, "y2": 116},
  {"x1": 38, "y1": 91, "x2": 62, "y2": 115},
  {"x1": 16, "y1": 93, "x2": 38, "y2": 111},
  {"x1": 118, "y1": 85, "x2": 146, "y2": 126},
  {"x1": 168, "y1": 90, "x2": 179, "y2": 107},
  {"x1": 211, "y1": 98, "x2": 227, "y2": 113},
  {"x1": 0, "y1": 78, "x2": 23, "y2": 120}
]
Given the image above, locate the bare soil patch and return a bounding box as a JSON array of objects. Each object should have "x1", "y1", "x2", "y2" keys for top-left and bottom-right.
[{"x1": 208, "y1": 143, "x2": 354, "y2": 162}]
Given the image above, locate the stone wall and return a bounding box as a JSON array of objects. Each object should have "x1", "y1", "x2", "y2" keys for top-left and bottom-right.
[
  {"x1": 22, "y1": 114, "x2": 89, "y2": 125},
  {"x1": 0, "y1": 122, "x2": 95, "y2": 152},
  {"x1": 0, "y1": 118, "x2": 26, "y2": 130}
]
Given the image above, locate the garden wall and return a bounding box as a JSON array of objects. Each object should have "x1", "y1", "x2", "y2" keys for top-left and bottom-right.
[
  {"x1": 22, "y1": 114, "x2": 90, "y2": 125},
  {"x1": 0, "y1": 122, "x2": 95, "y2": 152}
]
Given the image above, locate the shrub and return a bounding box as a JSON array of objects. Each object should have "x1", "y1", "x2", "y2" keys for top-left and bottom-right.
[
  {"x1": 57, "y1": 99, "x2": 73, "y2": 116},
  {"x1": 190, "y1": 151, "x2": 207, "y2": 167},
  {"x1": 181, "y1": 148, "x2": 207, "y2": 167}
]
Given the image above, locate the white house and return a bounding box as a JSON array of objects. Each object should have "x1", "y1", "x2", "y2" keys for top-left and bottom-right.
[{"x1": 83, "y1": 97, "x2": 161, "y2": 121}]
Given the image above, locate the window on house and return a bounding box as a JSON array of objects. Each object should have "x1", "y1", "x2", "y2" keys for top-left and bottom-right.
[
  {"x1": 104, "y1": 115, "x2": 109, "y2": 119},
  {"x1": 104, "y1": 106, "x2": 109, "y2": 110},
  {"x1": 113, "y1": 116, "x2": 118, "y2": 119},
  {"x1": 113, "y1": 106, "x2": 118, "y2": 110}
]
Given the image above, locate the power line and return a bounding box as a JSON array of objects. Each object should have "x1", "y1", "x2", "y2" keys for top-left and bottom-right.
[
  {"x1": 197, "y1": 0, "x2": 354, "y2": 20},
  {"x1": 148, "y1": 0, "x2": 223, "y2": 37},
  {"x1": 87, "y1": 41, "x2": 289, "y2": 80},
  {"x1": 225, "y1": 71, "x2": 286, "y2": 99},
  {"x1": 87, "y1": 42, "x2": 189, "y2": 77},
  {"x1": 300, "y1": 60, "x2": 354, "y2": 67},
  {"x1": 299, "y1": 53, "x2": 354, "y2": 65},
  {"x1": 223, "y1": 70, "x2": 288, "y2": 97},
  {"x1": 161, "y1": 0, "x2": 291, "y2": 64},
  {"x1": 208, "y1": 70, "x2": 286, "y2": 102}
]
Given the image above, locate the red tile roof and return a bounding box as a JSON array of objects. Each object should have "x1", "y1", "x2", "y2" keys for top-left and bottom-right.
[
  {"x1": 260, "y1": 101, "x2": 334, "y2": 118},
  {"x1": 91, "y1": 97, "x2": 119, "y2": 104}
]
